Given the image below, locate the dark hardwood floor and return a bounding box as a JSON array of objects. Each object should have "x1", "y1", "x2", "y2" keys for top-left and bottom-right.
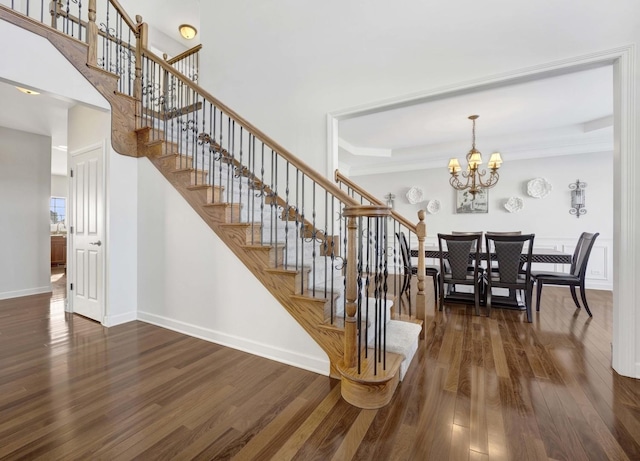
[{"x1": 0, "y1": 270, "x2": 637, "y2": 460}]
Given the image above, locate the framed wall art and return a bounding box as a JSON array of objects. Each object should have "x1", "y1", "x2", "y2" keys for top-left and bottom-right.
[{"x1": 455, "y1": 189, "x2": 488, "y2": 214}]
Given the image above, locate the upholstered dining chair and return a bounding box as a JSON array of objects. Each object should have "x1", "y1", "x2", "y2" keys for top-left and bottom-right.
[
  {"x1": 396, "y1": 232, "x2": 440, "y2": 309},
  {"x1": 437, "y1": 233, "x2": 483, "y2": 315},
  {"x1": 532, "y1": 232, "x2": 600, "y2": 317},
  {"x1": 484, "y1": 233, "x2": 535, "y2": 322}
]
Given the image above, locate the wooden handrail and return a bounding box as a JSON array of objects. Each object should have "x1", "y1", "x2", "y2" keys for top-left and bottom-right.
[
  {"x1": 334, "y1": 170, "x2": 417, "y2": 232},
  {"x1": 107, "y1": 0, "x2": 138, "y2": 33},
  {"x1": 166, "y1": 44, "x2": 202, "y2": 65},
  {"x1": 141, "y1": 47, "x2": 360, "y2": 207}
]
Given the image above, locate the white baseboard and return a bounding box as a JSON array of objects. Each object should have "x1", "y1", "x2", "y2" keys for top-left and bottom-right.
[
  {"x1": 0, "y1": 286, "x2": 51, "y2": 300},
  {"x1": 103, "y1": 311, "x2": 137, "y2": 327},
  {"x1": 137, "y1": 311, "x2": 330, "y2": 376}
]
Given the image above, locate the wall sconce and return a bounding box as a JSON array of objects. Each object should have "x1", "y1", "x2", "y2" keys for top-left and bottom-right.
[
  {"x1": 569, "y1": 179, "x2": 587, "y2": 218},
  {"x1": 384, "y1": 193, "x2": 395, "y2": 210},
  {"x1": 179, "y1": 24, "x2": 198, "y2": 40}
]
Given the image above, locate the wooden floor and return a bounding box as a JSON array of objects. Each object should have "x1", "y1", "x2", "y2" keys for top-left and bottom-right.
[{"x1": 1, "y1": 270, "x2": 638, "y2": 460}]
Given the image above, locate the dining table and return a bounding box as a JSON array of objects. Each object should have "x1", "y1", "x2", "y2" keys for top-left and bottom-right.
[
  {"x1": 410, "y1": 246, "x2": 573, "y2": 265},
  {"x1": 410, "y1": 245, "x2": 573, "y2": 310}
]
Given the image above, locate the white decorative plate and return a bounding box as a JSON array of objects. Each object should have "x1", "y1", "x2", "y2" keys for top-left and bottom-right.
[
  {"x1": 406, "y1": 186, "x2": 424, "y2": 204},
  {"x1": 527, "y1": 177, "x2": 552, "y2": 198},
  {"x1": 504, "y1": 197, "x2": 524, "y2": 213},
  {"x1": 426, "y1": 199, "x2": 441, "y2": 214}
]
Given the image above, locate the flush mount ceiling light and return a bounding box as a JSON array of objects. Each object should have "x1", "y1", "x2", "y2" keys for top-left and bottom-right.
[
  {"x1": 16, "y1": 86, "x2": 39, "y2": 95},
  {"x1": 179, "y1": 24, "x2": 197, "y2": 40},
  {"x1": 447, "y1": 115, "x2": 503, "y2": 198}
]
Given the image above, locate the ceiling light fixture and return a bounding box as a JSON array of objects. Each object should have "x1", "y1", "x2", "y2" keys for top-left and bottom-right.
[
  {"x1": 179, "y1": 24, "x2": 197, "y2": 40},
  {"x1": 16, "y1": 86, "x2": 39, "y2": 95},
  {"x1": 447, "y1": 115, "x2": 502, "y2": 198}
]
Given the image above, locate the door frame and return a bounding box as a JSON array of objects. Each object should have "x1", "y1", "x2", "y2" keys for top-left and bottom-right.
[{"x1": 66, "y1": 141, "x2": 107, "y2": 324}]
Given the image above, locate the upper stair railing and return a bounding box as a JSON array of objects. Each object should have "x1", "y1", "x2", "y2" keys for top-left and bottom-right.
[
  {"x1": 1, "y1": 1, "x2": 405, "y2": 383},
  {"x1": 1, "y1": 0, "x2": 139, "y2": 96},
  {"x1": 335, "y1": 170, "x2": 427, "y2": 323},
  {"x1": 165, "y1": 44, "x2": 200, "y2": 83}
]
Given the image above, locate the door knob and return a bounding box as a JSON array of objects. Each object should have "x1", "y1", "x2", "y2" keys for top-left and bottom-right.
[{"x1": 90, "y1": 240, "x2": 102, "y2": 246}]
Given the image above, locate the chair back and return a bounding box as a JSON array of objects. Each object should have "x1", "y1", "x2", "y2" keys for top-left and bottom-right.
[
  {"x1": 438, "y1": 233, "x2": 482, "y2": 280},
  {"x1": 452, "y1": 231, "x2": 483, "y2": 252},
  {"x1": 570, "y1": 232, "x2": 600, "y2": 277},
  {"x1": 485, "y1": 233, "x2": 535, "y2": 283},
  {"x1": 396, "y1": 231, "x2": 412, "y2": 274},
  {"x1": 485, "y1": 231, "x2": 521, "y2": 252}
]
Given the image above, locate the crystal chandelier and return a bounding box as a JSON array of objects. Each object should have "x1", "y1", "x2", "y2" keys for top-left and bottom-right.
[{"x1": 447, "y1": 115, "x2": 503, "y2": 198}]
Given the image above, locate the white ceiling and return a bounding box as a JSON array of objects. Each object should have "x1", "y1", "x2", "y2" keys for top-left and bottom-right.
[
  {"x1": 339, "y1": 65, "x2": 614, "y2": 176},
  {"x1": 0, "y1": 1, "x2": 613, "y2": 179}
]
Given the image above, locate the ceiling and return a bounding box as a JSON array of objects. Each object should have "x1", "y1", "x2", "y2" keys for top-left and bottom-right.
[
  {"x1": 0, "y1": 1, "x2": 613, "y2": 178},
  {"x1": 339, "y1": 65, "x2": 614, "y2": 176}
]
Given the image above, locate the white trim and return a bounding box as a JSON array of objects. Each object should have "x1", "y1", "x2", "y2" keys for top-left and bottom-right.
[
  {"x1": 612, "y1": 45, "x2": 638, "y2": 377},
  {"x1": 103, "y1": 311, "x2": 137, "y2": 327},
  {"x1": 137, "y1": 310, "x2": 330, "y2": 376},
  {"x1": 0, "y1": 286, "x2": 51, "y2": 300}
]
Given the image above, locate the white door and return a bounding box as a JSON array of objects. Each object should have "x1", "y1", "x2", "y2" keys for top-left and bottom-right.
[{"x1": 70, "y1": 145, "x2": 104, "y2": 322}]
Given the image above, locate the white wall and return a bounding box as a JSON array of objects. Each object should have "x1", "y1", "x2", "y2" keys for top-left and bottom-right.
[
  {"x1": 136, "y1": 158, "x2": 329, "y2": 375},
  {"x1": 68, "y1": 105, "x2": 138, "y2": 325},
  {"x1": 0, "y1": 126, "x2": 51, "y2": 299},
  {"x1": 51, "y1": 174, "x2": 67, "y2": 198},
  {"x1": 354, "y1": 152, "x2": 613, "y2": 289}
]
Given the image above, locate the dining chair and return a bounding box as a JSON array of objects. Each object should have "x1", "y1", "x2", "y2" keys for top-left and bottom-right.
[
  {"x1": 532, "y1": 232, "x2": 600, "y2": 317},
  {"x1": 485, "y1": 231, "x2": 523, "y2": 273},
  {"x1": 437, "y1": 233, "x2": 483, "y2": 315},
  {"x1": 396, "y1": 231, "x2": 440, "y2": 309},
  {"x1": 484, "y1": 233, "x2": 536, "y2": 322}
]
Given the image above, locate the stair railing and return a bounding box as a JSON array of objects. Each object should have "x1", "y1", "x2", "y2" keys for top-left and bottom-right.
[
  {"x1": 1, "y1": 2, "x2": 402, "y2": 377},
  {"x1": 164, "y1": 44, "x2": 201, "y2": 83},
  {"x1": 335, "y1": 170, "x2": 427, "y2": 324},
  {"x1": 1, "y1": 0, "x2": 139, "y2": 96}
]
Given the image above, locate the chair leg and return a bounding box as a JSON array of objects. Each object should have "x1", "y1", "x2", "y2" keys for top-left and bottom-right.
[
  {"x1": 525, "y1": 284, "x2": 533, "y2": 323},
  {"x1": 474, "y1": 284, "x2": 480, "y2": 316},
  {"x1": 569, "y1": 286, "x2": 582, "y2": 310},
  {"x1": 438, "y1": 280, "x2": 445, "y2": 311},
  {"x1": 432, "y1": 274, "x2": 438, "y2": 307},
  {"x1": 486, "y1": 287, "x2": 492, "y2": 318},
  {"x1": 535, "y1": 280, "x2": 543, "y2": 311},
  {"x1": 579, "y1": 284, "x2": 593, "y2": 317}
]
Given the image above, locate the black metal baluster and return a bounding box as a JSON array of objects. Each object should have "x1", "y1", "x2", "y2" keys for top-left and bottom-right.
[
  {"x1": 356, "y1": 216, "x2": 363, "y2": 375},
  {"x1": 259, "y1": 144, "x2": 265, "y2": 245},
  {"x1": 383, "y1": 219, "x2": 388, "y2": 370},
  {"x1": 284, "y1": 161, "x2": 289, "y2": 270},
  {"x1": 324, "y1": 190, "x2": 328, "y2": 299},
  {"x1": 249, "y1": 135, "x2": 255, "y2": 242},
  {"x1": 300, "y1": 174, "x2": 305, "y2": 293},
  {"x1": 272, "y1": 152, "x2": 278, "y2": 266},
  {"x1": 311, "y1": 182, "x2": 316, "y2": 296},
  {"x1": 238, "y1": 126, "x2": 243, "y2": 222},
  {"x1": 295, "y1": 169, "x2": 300, "y2": 277}
]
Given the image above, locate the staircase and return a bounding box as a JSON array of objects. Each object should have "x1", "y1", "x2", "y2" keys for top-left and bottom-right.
[{"x1": 1, "y1": 0, "x2": 426, "y2": 409}]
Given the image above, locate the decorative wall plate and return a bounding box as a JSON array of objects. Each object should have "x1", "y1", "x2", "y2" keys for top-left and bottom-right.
[
  {"x1": 406, "y1": 186, "x2": 424, "y2": 204},
  {"x1": 527, "y1": 177, "x2": 552, "y2": 198},
  {"x1": 504, "y1": 197, "x2": 524, "y2": 213},
  {"x1": 426, "y1": 199, "x2": 441, "y2": 214}
]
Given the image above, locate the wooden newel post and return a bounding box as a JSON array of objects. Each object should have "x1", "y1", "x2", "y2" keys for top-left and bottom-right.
[
  {"x1": 415, "y1": 210, "x2": 427, "y2": 339},
  {"x1": 134, "y1": 15, "x2": 147, "y2": 103},
  {"x1": 87, "y1": 0, "x2": 97, "y2": 66},
  {"x1": 343, "y1": 214, "x2": 358, "y2": 368}
]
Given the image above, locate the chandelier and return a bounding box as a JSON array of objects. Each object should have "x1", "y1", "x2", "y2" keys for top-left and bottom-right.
[{"x1": 447, "y1": 115, "x2": 503, "y2": 198}]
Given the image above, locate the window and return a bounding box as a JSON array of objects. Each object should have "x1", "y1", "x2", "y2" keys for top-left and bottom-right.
[{"x1": 50, "y1": 197, "x2": 66, "y2": 229}]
